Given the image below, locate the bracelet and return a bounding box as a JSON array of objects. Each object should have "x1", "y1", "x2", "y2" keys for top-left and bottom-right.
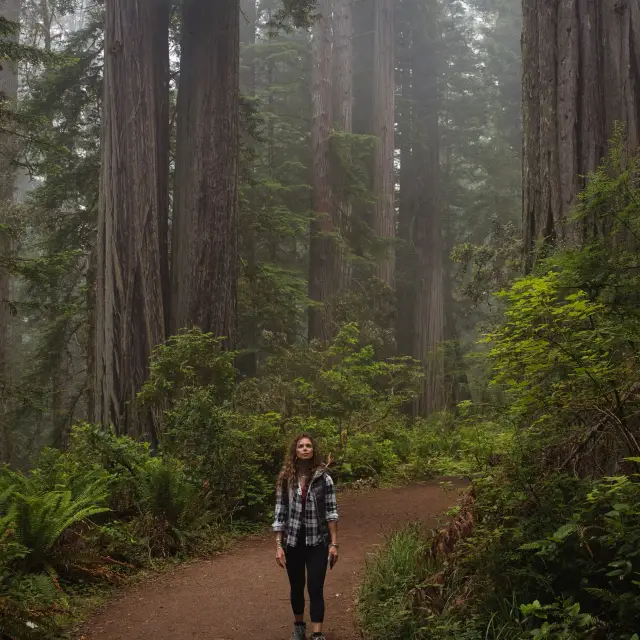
[
  {"x1": 329, "y1": 543, "x2": 339, "y2": 549},
  {"x1": 276, "y1": 541, "x2": 283, "y2": 549}
]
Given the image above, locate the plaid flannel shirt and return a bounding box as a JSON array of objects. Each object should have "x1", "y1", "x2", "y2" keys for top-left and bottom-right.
[{"x1": 272, "y1": 469, "x2": 338, "y2": 547}]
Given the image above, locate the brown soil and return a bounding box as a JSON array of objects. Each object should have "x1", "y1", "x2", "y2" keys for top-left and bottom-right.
[{"x1": 79, "y1": 480, "x2": 467, "y2": 640}]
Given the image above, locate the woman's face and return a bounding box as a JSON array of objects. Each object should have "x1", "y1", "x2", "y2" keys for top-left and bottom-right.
[{"x1": 296, "y1": 437, "x2": 314, "y2": 461}]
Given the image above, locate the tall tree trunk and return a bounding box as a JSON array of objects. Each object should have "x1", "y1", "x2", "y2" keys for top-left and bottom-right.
[
  {"x1": 0, "y1": 0, "x2": 19, "y2": 464},
  {"x1": 332, "y1": 0, "x2": 352, "y2": 289},
  {"x1": 238, "y1": 0, "x2": 258, "y2": 377},
  {"x1": 522, "y1": 0, "x2": 640, "y2": 267},
  {"x1": 372, "y1": 0, "x2": 395, "y2": 290},
  {"x1": 308, "y1": 0, "x2": 337, "y2": 343},
  {"x1": 86, "y1": 246, "x2": 96, "y2": 421},
  {"x1": 95, "y1": 0, "x2": 170, "y2": 440},
  {"x1": 396, "y1": 0, "x2": 415, "y2": 357},
  {"x1": 240, "y1": 0, "x2": 257, "y2": 90},
  {"x1": 171, "y1": 0, "x2": 239, "y2": 343},
  {"x1": 412, "y1": 0, "x2": 444, "y2": 416},
  {"x1": 349, "y1": 0, "x2": 373, "y2": 268},
  {"x1": 352, "y1": 0, "x2": 374, "y2": 138}
]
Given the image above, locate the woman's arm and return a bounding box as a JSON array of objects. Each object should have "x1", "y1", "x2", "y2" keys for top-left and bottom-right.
[
  {"x1": 325, "y1": 474, "x2": 339, "y2": 563},
  {"x1": 327, "y1": 520, "x2": 338, "y2": 546},
  {"x1": 324, "y1": 474, "x2": 339, "y2": 525},
  {"x1": 272, "y1": 484, "x2": 288, "y2": 534},
  {"x1": 273, "y1": 485, "x2": 288, "y2": 568},
  {"x1": 325, "y1": 475, "x2": 338, "y2": 545}
]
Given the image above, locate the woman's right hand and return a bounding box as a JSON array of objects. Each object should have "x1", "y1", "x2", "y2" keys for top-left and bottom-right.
[{"x1": 276, "y1": 546, "x2": 286, "y2": 569}]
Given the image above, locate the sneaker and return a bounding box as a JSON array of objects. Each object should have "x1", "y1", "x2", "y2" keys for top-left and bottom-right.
[{"x1": 291, "y1": 623, "x2": 307, "y2": 640}]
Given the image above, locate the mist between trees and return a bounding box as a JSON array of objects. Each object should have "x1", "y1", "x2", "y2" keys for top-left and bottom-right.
[
  {"x1": 0, "y1": 0, "x2": 523, "y2": 464},
  {"x1": 3, "y1": 0, "x2": 640, "y2": 638}
]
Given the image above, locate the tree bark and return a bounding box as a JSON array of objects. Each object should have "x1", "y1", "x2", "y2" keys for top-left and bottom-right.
[
  {"x1": 171, "y1": 0, "x2": 239, "y2": 344},
  {"x1": 332, "y1": 0, "x2": 352, "y2": 289},
  {"x1": 237, "y1": 0, "x2": 258, "y2": 377},
  {"x1": 352, "y1": 0, "x2": 374, "y2": 138},
  {"x1": 396, "y1": 0, "x2": 415, "y2": 357},
  {"x1": 412, "y1": 0, "x2": 444, "y2": 416},
  {"x1": 0, "y1": 0, "x2": 19, "y2": 464},
  {"x1": 522, "y1": 0, "x2": 640, "y2": 266},
  {"x1": 95, "y1": 0, "x2": 170, "y2": 440},
  {"x1": 372, "y1": 0, "x2": 395, "y2": 290},
  {"x1": 308, "y1": 0, "x2": 337, "y2": 343}
]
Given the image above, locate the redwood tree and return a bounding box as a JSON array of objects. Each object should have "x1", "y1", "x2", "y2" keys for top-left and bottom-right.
[
  {"x1": 308, "y1": 0, "x2": 337, "y2": 343},
  {"x1": 372, "y1": 0, "x2": 395, "y2": 290},
  {"x1": 522, "y1": 0, "x2": 640, "y2": 266},
  {"x1": 95, "y1": 0, "x2": 170, "y2": 440},
  {"x1": 396, "y1": 0, "x2": 415, "y2": 358},
  {"x1": 332, "y1": 0, "x2": 353, "y2": 289},
  {"x1": 412, "y1": 0, "x2": 444, "y2": 416},
  {"x1": 171, "y1": 0, "x2": 239, "y2": 343},
  {"x1": 0, "y1": 0, "x2": 19, "y2": 463}
]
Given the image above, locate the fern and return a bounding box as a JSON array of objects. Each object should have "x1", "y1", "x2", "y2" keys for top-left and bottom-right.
[{"x1": 3, "y1": 473, "x2": 110, "y2": 571}]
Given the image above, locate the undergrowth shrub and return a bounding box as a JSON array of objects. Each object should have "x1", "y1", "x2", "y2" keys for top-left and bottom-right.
[
  {"x1": 399, "y1": 410, "x2": 511, "y2": 479},
  {"x1": 358, "y1": 471, "x2": 640, "y2": 640},
  {"x1": 358, "y1": 524, "x2": 437, "y2": 640},
  {"x1": 140, "y1": 323, "x2": 475, "y2": 492},
  {"x1": 0, "y1": 470, "x2": 110, "y2": 573},
  {"x1": 0, "y1": 468, "x2": 103, "y2": 638},
  {"x1": 1, "y1": 321, "x2": 496, "y2": 636},
  {"x1": 163, "y1": 393, "x2": 282, "y2": 520},
  {"x1": 358, "y1": 138, "x2": 640, "y2": 640}
]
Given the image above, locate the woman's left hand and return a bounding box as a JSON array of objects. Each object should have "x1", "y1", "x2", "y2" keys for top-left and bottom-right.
[{"x1": 328, "y1": 544, "x2": 339, "y2": 568}]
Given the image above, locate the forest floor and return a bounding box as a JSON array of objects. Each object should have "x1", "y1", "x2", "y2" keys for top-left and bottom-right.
[{"x1": 78, "y1": 480, "x2": 467, "y2": 640}]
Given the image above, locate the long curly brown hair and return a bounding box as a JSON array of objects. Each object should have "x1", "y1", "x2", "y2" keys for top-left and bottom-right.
[{"x1": 277, "y1": 433, "x2": 324, "y2": 491}]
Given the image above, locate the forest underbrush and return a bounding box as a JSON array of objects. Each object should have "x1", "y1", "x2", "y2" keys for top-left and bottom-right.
[
  {"x1": 0, "y1": 323, "x2": 492, "y2": 639},
  {"x1": 357, "y1": 144, "x2": 640, "y2": 640}
]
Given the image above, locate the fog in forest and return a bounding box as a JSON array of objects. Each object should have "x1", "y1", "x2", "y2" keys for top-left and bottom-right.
[{"x1": 3, "y1": 2, "x2": 640, "y2": 638}]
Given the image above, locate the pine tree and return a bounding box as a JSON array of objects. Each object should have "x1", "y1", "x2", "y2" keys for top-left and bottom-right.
[
  {"x1": 20, "y1": 9, "x2": 104, "y2": 451},
  {"x1": 237, "y1": 1, "x2": 311, "y2": 358}
]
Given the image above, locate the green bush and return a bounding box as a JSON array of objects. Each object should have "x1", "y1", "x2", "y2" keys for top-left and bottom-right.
[
  {"x1": 0, "y1": 320, "x2": 489, "y2": 637},
  {"x1": 358, "y1": 140, "x2": 640, "y2": 640},
  {"x1": 140, "y1": 322, "x2": 433, "y2": 495},
  {"x1": 32, "y1": 424, "x2": 149, "y2": 518},
  {"x1": 0, "y1": 567, "x2": 64, "y2": 640},
  {"x1": 399, "y1": 411, "x2": 511, "y2": 479},
  {"x1": 137, "y1": 328, "x2": 237, "y2": 409},
  {"x1": 132, "y1": 457, "x2": 214, "y2": 556},
  {"x1": 358, "y1": 471, "x2": 640, "y2": 640},
  {"x1": 235, "y1": 323, "x2": 422, "y2": 429},
  {"x1": 162, "y1": 391, "x2": 282, "y2": 520},
  {"x1": 9, "y1": 424, "x2": 222, "y2": 566},
  {"x1": 358, "y1": 524, "x2": 435, "y2": 640}
]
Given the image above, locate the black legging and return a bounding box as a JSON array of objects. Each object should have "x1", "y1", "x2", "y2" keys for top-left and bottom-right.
[{"x1": 285, "y1": 534, "x2": 328, "y2": 623}]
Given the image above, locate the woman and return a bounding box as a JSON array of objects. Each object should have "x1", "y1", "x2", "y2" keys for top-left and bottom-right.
[{"x1": 273, "y1": 434, "x2": 339, "y2": 640}]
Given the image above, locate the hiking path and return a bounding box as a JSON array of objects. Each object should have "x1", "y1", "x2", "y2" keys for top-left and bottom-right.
[{"x1": 79, "y1": 480, "x2": 467, "y2": 640}]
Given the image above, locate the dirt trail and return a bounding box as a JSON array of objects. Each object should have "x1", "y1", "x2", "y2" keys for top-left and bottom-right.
[{"x1": 79, "y1": 481, "x2": 467, "y2": 640}]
